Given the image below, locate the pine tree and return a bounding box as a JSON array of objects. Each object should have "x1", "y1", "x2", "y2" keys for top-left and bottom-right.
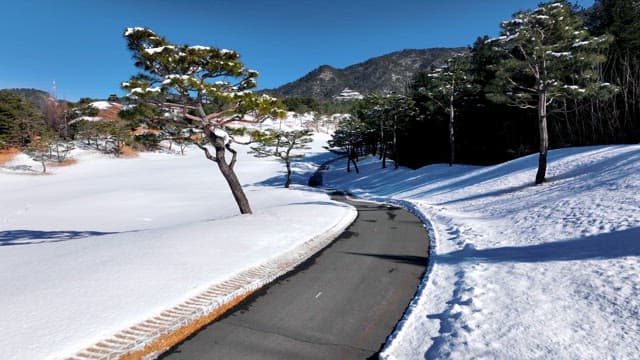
[
  {"x1": 328, "y1": 117, "x2": 364, "y2": 173},
  {"x1": 588, "y1": 0, "x2": 640, "y2": 141},
  {"x1": 487, "y1": 0, "x2": 614, "y2": 184},
  {"x1": 121, "y1": 27, "x2": 286, "y2": 214},
  {"x1": 418, "y1": 53, "x2": 475, "y2": 166},
  {"x1": 0, "y1": 91, "x2": 49, "y2": 149},
  {"x1": 250, "y1": 129, "x2": 313, "y2": 188}
]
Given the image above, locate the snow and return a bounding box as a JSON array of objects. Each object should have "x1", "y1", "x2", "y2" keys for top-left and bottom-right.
[
  {"x1": 144, "y1": 45, "x2": 176, "y2": 55},
  {"x1": 213, "y1": 127, "x2": 231, "y2": 144},
  {"x1": 323, "y1": 145, "x2": 640, "y2": 359},
  {"x1": 563, "y1": 85, "x2": 586, "y2": 92},
  {"x1": 124, "y1": 27, "x2": 147, "y2": 36},
  {"x1": 548, "y1": 51, "x2": 572, "y2": 57},
  {"x1": 89, "y1": 101, "x2": 113, "y2": 110},
  {"x1": 0, "y1": 132, "x2": 353, "y2": 359},
  {"x1": 573, "y1": 40, "x2": 592, "y2": 47},
  {"x1": 189, "y1": 45, "x2": 210, "y2": 51}
]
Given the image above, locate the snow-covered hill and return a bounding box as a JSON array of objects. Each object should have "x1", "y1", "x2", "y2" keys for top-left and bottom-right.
[
  {"x1": 0, "y1": 133, "x2": 355, "y2": 359},
  {"x1": 324, "y1": 145, "x2": 640, "y2": 359}
]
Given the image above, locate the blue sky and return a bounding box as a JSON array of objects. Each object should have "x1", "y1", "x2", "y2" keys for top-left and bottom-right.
[{"x1": 1, "y1": 0, "x2": 594, "y2": 101}]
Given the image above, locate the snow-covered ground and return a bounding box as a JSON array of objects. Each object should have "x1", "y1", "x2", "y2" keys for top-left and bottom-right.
[
  {"x1": 323, "y1": 145, "x2": 640, "y2": 359},
  {"x1": 0, "y1": 132, "x2": 355, "y2": 359}
]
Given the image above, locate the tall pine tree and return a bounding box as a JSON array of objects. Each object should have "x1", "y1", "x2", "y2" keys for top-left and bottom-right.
[
  {"x1": 420, "y1": 53, "x2": 475, "y2": 166},
  {"x1": 487, "y1": 0, "x2": 613, "y2": 184}
]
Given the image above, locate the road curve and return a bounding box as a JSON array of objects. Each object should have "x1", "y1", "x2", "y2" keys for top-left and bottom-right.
[{"x1": 160, "y1": 194, "x2": 429, "y2": 359}]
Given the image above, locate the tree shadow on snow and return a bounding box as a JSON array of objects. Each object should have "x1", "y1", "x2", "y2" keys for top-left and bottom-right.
[
  {"x1": 249, "y1": 152, "x2": 341, "y2": 189},
  {"x1": 0, "y1": 229, "x2": 119, "y2": 246},
  {"x1": 437, "y1": 227, "x2": 640, "y2": 264}
]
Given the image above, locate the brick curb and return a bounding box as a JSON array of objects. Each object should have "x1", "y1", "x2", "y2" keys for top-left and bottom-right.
[{"x1": 66, "y1": 207, "x2": 357, "y2": 360}]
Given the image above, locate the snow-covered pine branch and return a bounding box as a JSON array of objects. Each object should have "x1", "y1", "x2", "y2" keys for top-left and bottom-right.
[
  {"x1": 486, "y1": 0, "x2": 614, "y2": 184},
  {"x1": 121, "y1": 27, "x2": 286, "y2": 214}
]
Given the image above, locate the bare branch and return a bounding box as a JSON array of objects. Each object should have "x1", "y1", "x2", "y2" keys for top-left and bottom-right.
[
  {"x1": 226, "y1": 143, "x2": 238, "y2": 169},
  {"x1": 194, "y1": 142, "x2": 217, "y2": 163}
]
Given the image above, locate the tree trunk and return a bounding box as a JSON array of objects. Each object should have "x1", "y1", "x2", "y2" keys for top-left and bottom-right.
[
  {"x1": 381, "y1": 143, "x2": 387, "y2": 169},
  {"x1": 536, "y1": 91, "x2": 549, "y2": 184},
  {"x1": 393, "y1": 120, "x2": 399, "y2": 169},
  {"x1": 285, "y1": 159, "x2": 292, "y2": 188},
  {"x1": 449, "y1": 102, "x2": 455, "y2": 167},
  {"x1": 351, "y1": 157, "x2": 359, "y2": 174},
  {"x1": 211, "y1": 135, "x2": 253, "y2": 214}
]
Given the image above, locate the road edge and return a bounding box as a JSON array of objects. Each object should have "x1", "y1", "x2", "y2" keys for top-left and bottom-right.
[{"x1": 66, "y1": 205, "x2": 358, "y2": 360}]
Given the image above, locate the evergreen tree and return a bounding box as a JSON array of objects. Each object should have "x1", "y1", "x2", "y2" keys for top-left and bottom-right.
[
  {"x1": 328, "y1": 117, "x2": 364, "y2": 173},
  {"x1": 0, "y1": 91, "x2": 49, "y2": 149},
  {"x1": 122, "y1": 27, "x2": 286, "y2": 214},
  {"x1": 587, "y1": 0, "x2": 640, "y2": 141},
  {"x1": 418, "y1": 53, "x2": 475, "y2": 166},
  {"x1": 250, "y1": 129, "x2": 313, "y2": 188},
  {"x1": 487, "y1": 0, "x2": 613, "y2": 184}
]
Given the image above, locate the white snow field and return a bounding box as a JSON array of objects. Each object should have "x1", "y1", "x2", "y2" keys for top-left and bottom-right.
[
  {"x1": 0, "y1": 132, "x2": 356, "y2": 359},
  {"x1": 323, "y1": 145, "x2": 640, "y2": 359}
]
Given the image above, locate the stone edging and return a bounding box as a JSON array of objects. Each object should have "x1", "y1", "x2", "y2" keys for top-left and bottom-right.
[{"x1": 66, "y1": 206, "x2": 358, "y2": 360}]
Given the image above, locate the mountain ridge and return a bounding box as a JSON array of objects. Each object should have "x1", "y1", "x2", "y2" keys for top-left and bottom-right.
[{"x1": 264, "y1": 47, "x2": 466, "y2": 100}]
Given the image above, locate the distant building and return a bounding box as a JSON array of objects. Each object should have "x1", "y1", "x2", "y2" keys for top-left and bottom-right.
[{"x1": 333, "y1": 88, "x2": 364, "y2": 101}]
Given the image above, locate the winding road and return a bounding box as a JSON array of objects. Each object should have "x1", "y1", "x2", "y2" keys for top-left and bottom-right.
[{"x1": 161, "y1": 194, "x2": 429, "y2": 359}]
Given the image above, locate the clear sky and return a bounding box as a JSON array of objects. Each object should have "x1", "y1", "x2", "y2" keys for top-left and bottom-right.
[{"x1": 0, "y1": 0, "x2": 594, "y2": 101}]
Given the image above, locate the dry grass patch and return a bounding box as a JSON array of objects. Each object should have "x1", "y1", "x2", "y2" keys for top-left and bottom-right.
[
  {"x1": 0, "y1": 147, "x2": 20, "y2": 166},
  {"x1": 119, "y1": 145, "x2": 138, "y2": 158},
  {"x1": 118, "y1": 289, "x2": 257, "y2": 360},
  {"x1": 49, "y1": 159, "x2": 78, "y2": 167}
]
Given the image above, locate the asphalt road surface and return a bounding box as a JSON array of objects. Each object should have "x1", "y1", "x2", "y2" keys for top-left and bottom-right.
[{"x1": 161, "y1": 195, "x2": 429, "y2": 359}]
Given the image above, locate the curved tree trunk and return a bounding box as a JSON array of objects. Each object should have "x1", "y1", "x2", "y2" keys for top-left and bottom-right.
[
  {"x1": 209, "y1": 133, "x2": 253, "y2": 214},
  {"x1": 536, "y1": 91, "x2": 549, "y2": 184}
]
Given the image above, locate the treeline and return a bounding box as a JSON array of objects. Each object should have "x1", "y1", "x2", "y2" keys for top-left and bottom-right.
[
  {"x1": 332, "y1": 0, "x2": 639, "y2": 177},
  {"x1": 0, "y1": 90, "x2": 168, "y2": 171}
]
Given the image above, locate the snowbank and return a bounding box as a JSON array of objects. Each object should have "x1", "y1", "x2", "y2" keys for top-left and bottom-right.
[
  {"x1": 0, "y1": 134, "x2": 353, "y2": 359},
  {"x1": 324, "y1": 145, "x2": 640, "y2": 359},
  {"x1": 89, "y1": 100, "x2": 114, "y2": 110}
]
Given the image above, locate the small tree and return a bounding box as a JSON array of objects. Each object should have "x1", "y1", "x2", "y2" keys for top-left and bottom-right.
[
  {"x1": 329, "y1": 117, "x2": 364, "y2": 173},
  {"x1": 487, "y1": 0, "x2": 614, "y2": 184},
  {"x1": 122, "y1": 27, "x2": 285, "y2": 214},
  {"x1": 420, "y1": 53, "x2": 475, "y2": 166},
  {"x1": 25, "y1": 130, "x2": 57, "y2": 173},
  {"x1": 250, "y1": 129, "x2": 313, "y2": 188}
]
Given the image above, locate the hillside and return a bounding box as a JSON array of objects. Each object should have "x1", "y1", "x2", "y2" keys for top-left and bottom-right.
[
  {"x1": 0, "y1": 88, "x2": 57, "y2": 114},
  {"x1": 324, "y1": 145, "x2": 640, "y2": 359},
  {"x1": 265, "y1": 48, "x2": 465, "y2": 100}
]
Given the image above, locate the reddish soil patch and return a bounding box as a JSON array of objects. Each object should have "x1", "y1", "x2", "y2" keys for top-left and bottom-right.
[
  {"x1": 0, "y1": 147, "x2": 20, "y2": 166},
  {"x1": 97, "y1": 103, "x2": 124, "y2": 121}
]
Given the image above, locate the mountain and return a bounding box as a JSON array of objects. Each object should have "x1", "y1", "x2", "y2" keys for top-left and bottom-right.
[
  {"x1": 0, "y1": 88, "x2": 56, "y2": 114},
  {"x1": 264, "y1": 48, "x2": 465, "y2": 100}
]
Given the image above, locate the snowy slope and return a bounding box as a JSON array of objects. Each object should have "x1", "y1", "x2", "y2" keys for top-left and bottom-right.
[
  {"x1": 324, "y1": 145, "x2": 640, "y2": 359},
  {"x1": 0, "y1": 133, "x2": 353, "y2": 359}
]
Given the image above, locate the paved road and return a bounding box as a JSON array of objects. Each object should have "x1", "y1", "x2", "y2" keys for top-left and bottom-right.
[{"x1": 161, "y1": 195, "x2": 428, "y2": 359}]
